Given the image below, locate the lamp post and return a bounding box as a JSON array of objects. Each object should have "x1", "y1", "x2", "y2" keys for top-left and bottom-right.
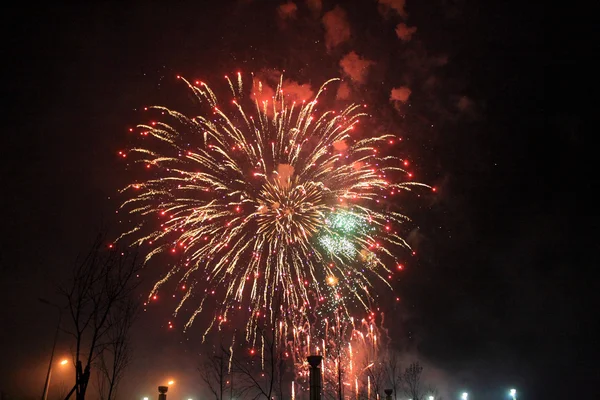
[
  {"x1": 307, "y1": 355, "x2": 323, "y2": 400},
  {"x1": 39, "y1": 298, "x2": 63, "y2": 400}
]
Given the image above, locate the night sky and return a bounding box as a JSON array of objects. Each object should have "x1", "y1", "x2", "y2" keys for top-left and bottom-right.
[{"x1": 1, "y1": 1, "x2": 584, "y2": 399}]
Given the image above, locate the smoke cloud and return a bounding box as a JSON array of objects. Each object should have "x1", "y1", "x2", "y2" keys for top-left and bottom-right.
[
  {"x1": 250, "y1": 76, "x2": 276, "y2": 116},
  {"x1": 282, "y1": 80, "x2": 314, "y2": 103},
  {"x1": 336, "y1": 81, "x2": 351, "y2": 100},
  {"x1": 250, "y1": 70, "x2": 313, "y2": 111},
  {"x1": 396, "y1": 23, "x2": 417, "y2": 41},
  {"x1": 322, "y1": 6, "x2": 351, "y2": 51},
  {"x1": 332, "y1": 140, "x2": 348, "y2": 152},
  {"x1": 390, "y1": 86, "x2": 412, "y2": 102},
  {"x1": 457, "y1": 95, "x2": 480, "y2": 120},
  {"x1": 277, "y1": 1, "x2": 297, "y2": 21},
  {"x1": 276, "y1": 164, "x2": 295, "y2": 188},
  {"x1": 457, "y1": 96, "x2": 474, "y2": 112},
  {"x1": 306, "y1": 0, "x2": 322, "y2": 15},
  {"x1": 340, "y1": 51, "x2": 375, "y2": 84},
  {"x1": 378, "y1": 0, "x2": 408, "y2": 18}
]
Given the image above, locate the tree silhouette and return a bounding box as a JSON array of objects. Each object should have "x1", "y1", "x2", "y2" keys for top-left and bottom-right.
[{"x1": 59, "y1": 235, "x2": 140, "y2": 400}]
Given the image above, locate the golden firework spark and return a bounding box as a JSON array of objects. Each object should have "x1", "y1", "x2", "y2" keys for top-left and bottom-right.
[{"x1": 118, "y1": 73, "x2": 430, "y2": 342}]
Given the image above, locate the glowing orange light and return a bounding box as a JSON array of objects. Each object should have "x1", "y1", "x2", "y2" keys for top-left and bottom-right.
[{"x1": 60, "y1": 359, "x2": 68, "y2": 365}]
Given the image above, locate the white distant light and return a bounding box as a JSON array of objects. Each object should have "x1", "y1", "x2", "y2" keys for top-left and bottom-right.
[
  {"x1": 143, "y1": 397, "x2": 149, "y2": 400},
  {"x1": 461, "y1": 393, "x2": 468, "y2": 400},
  {"x1": 429, "y1": 396, "x2": 434, "y2": 400},
  {"x1": 509, "y1": 388, "x2": 517, "y2": 399}
]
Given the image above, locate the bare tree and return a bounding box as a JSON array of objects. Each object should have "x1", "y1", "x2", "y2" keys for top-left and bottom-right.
[
  {"x1": 322, "y1": 316, "x2": 350, "y2": 400},
  {"x1": 365, "y1": 360, "x2": 386, "y2": 400},
  {"x1": 383, "y1": 352, "x2": 402, "y2": 400},
  {"x1": 426, "y1": 385, "x2": 443, "y2": 400},
  {"x1": 95, "y1": 296, "x2": 139, "y2": 400},
  {"x1": 224, "y1": 293, "x2": 289, "y2": 400},
  {"x1": 198, "y1": 346, "x2": 230, "y2": 400},
  {"x1": 52, "y1": 381, "x2": 69, "y2": 400},
  {"x1": 59, "y1": 235, "x2": 140, "y2": 400},
  {"x1": 403, "y1": 362, "x2": 424, "y2": 400},
  {"x1": 323, "y1": 357, "x2": 348, "y2": 400},
  {"x1": 227, "y1": 323, "x2": 287, "y2": 400}
]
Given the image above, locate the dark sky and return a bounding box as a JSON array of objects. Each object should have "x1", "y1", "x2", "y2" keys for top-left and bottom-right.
[{"x1": 1, "y1": 1, "x2": 585, "y2": 399}]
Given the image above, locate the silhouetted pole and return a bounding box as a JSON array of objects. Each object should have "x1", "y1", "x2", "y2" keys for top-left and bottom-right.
[
  {"x1": 39, "y1": 298, "x2": 62, "y2": 400},
  {"x1": 307, "y1": 355, "x2": 323, "y2": 400},
  {"x1": 158, "y1": 386, "x2": 168, "y2": 400},
  {"x1": 384, "y1": 389, "x2": 393, "y2": 400}
]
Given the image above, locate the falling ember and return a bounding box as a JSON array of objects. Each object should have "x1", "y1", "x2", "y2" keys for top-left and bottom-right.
[
  {"x1": 349, "y1": 342, "x2": 353, "y2": 373},
  {"x1": 118, "y1": 72, "x2": 430, "y2": 343}
]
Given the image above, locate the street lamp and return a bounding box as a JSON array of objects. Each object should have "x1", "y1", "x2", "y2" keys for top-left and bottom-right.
[
  {"x1": 509, "y1": 388, "x2": 517, "y2": 400},
  {"x1": 39, "y1": 298, "x2": 64, "y2": 400},
  {"x1": 461, "y1": 393, "x2": 468, "y2": 400}
]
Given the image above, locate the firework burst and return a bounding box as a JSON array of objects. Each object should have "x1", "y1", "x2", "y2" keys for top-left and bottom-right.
[{"x1": 118, "y1": 72, "x2": 429, "y2": 342}]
